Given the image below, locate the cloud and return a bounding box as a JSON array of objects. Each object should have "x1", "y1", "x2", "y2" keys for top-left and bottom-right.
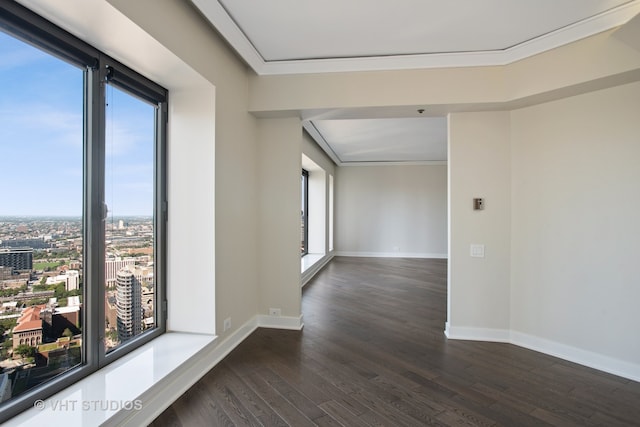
[
  {"x1": 0, "y1": 103, "x2": 83, "y2": 149},
  {"x1": 0, "y1": 42, "x2": 47, "y2": 70}
]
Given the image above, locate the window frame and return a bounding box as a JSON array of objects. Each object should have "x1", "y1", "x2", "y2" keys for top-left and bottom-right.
[{"x1": 0, "y1": 0, "x2": 168, "y2": 420}]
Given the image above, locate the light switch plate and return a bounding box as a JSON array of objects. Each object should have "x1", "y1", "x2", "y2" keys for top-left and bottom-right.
[{"x1": 470, "y1": 244, "x2": 485, "y2": 258}]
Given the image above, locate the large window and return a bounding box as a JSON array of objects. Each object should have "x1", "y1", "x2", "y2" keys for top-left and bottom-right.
[
  {"x1": 301, "y1": 169, "x2": 309, "y2": 256},
  {"x1": 0, "y1": 1, "x2": 167, "y2": 420}
]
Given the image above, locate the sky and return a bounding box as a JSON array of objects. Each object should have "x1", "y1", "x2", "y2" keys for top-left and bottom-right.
[{"x1": 0, "y1": 30, "x2": 155, "y2": 217}]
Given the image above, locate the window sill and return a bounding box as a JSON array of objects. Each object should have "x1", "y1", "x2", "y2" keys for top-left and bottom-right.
[
  {"x1": 5, "y1": 332, "x2": 216, "y2": 427},
  {"x1": 301, "y1": 253, "x2": 325, "y2": 274},
  {"x1": 301, "y1": 252, "x2": 333, "y2": 286}
]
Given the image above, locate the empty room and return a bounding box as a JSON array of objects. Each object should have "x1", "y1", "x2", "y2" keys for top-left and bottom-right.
[{"x1": 1, "y1": 1, "x2": 639, "y2": 426}]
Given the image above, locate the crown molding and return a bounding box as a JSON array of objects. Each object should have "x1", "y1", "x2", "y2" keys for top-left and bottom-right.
[
  {"x1": 192, "y1": 0, "x2": 640, "y2": 76},
  {"x1": 191, "y1": 0, "x2": 266, "y2": 72},
  {"x1": 302, "y1": 121, "x2": 342, "y2": 165}
]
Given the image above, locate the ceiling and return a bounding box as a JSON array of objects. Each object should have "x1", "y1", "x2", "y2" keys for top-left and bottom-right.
[
  {"x1": 306, "y1": 118, "x2": 447, "y2": 165},
  {"x1": 191, "y1": 0, "x2": 639, "y2": 165}
]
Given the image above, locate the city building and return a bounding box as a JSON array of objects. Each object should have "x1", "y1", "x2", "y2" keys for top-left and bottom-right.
[
  {"x1": 0, "y1": 239, "x2": 48, "y2": 250},
  {"x1": 104, "y1": 258, "x2": 136, "y2": 288},
  {"x1": 44, "y1": 270, "x2": 79, "y2": 292},
  {"x1": 0, "y1": 248, "x2": 33, "y2": 272},
  {"x1": 12, "y1": 302, "x2": 82, "y2": 354},
  {"x1": 115, "y1": 266, "x2": 142, "y2": 342},
  {"x1": 12, "y1": 305, "x2": 44, "y2": 351}
]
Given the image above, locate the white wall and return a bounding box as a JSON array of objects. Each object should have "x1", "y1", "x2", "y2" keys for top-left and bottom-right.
[
  {"x1": 447, "y1": 112, "x2": 511, "y2": 336},
  {"x1": 335, "y1": 165, "x2": 447, "y2": 258},
  {"x1": 510, "y1": 81, "x2": 640, "y2": 376},
  {"x1": 257, "y1": 117, "x2": 303, "y2": 322}
]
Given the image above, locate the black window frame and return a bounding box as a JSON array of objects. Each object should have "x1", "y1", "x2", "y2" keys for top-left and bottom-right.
[
  {"x1": 301, "y1": 169, "x2": 309, "y2": 256},
  {"x1": 0, "y1": 0, "x2": 168, "y2": 420}
]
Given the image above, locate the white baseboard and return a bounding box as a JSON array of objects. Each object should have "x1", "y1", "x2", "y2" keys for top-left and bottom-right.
[
  {"x1": 510, "y1": 331, "x2": 640, "y2": 383},
  {"x1": 122, "y1": 313, "x2": 303, "y2": 426},
  {"x1": 257, "y1": 314, "x2": 304, "y2": 330},
  {"x1": 444, "y1": 324, "x2": 510, "y2": 342},
  {"x1": 445, "y1": 324, "x2": 640, "y2": 383},
  {"x1": 334, "y1": 251, "x2": 447, "y2": 259}
]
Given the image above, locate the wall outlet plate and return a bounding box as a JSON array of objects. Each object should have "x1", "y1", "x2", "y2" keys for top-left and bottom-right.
[
  {"x1": 223, "y1": 317, "x2": 231, "y2": 331},
  {"x1": 269, "y1": 308, "x2": 282, "y2": 316}
]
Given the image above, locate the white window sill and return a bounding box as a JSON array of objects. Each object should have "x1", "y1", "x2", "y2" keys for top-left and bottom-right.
[
  {"x1": 301, "y1": 253, "x2": 333, "y2": 287},
  {"x1": 5, "y1": 332, "x2": 216, "y2": 427},
  {"x1": 301, "y1": 253, "x2": 325, "y2": 274}
]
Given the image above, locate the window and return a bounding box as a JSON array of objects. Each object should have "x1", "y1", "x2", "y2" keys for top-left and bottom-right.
[
  {"x1": 301, "y1": 169, "x2": 309, "y2": 256},
  {"x1": 0, "y1": 1, "x2": 167, "y2": 421},
  {"x1": 329, "y1": 174, "x2": 334, "y2": 252}
]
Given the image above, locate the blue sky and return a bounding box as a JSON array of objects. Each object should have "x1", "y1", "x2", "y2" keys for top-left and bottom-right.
[{"x1": 0, "y1": 30, "x2": 155, "y2": 217}]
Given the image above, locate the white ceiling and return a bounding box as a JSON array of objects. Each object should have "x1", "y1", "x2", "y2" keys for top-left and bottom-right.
[
  {"x1": 191, "y1": 0, "x2": 640, "y2": 165},
  {"x1": 308, "y1": 118, "x2": 447, "y2": 165}
]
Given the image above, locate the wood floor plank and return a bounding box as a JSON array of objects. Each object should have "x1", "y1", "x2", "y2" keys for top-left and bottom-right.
[
  {"x1": 242, "y1": 370, "x2": 317, "y2": 427},
  {"x1": 317, "y1": 400, "x2": 371, "y2": 427},
  {"x1": 204, "y1": 363, "x2": 288, "y2": 427},
  {"x1": 150, "y1": 257, "x2": 640, "y2": 427}
]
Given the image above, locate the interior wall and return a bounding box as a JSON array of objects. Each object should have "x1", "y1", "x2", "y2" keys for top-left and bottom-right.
[
  {"x1": 257, "y1": 117, "x2": 303, "y2": 321},
  {"x1": 510, "y1": 81, "x2": 640, "y2": 377},
  {"x1": 335, "y1": 165, "x2": 447, "y2": 258},
  {"x1": 447, "y1": 112, "x2": 511, "y2": 335}
]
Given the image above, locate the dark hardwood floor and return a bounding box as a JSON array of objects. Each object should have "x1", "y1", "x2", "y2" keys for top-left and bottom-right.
[{"x1": 150, "y1": 257, "x2": 640, "y2": 426}]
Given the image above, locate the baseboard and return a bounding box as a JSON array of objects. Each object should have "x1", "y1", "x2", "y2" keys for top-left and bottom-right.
[
  {"x1": 444, "y1": 324, "x2": 640, "y2": 383},
  {"x1": 444, "y1": 324, "x2": 510, "y2": 342},
  {"x1": 257, "y1": 314, "x2": 304, "y2": 330},
  {"x1": 510, "y1": 331, "x2": 640, "y2": 383},
  {"x1": 334, "y1": 251, "x2": 447, "y2": 259}
]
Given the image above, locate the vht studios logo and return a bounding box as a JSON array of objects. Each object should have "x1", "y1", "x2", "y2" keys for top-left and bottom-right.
[{"x1": 34, "y1": 399, "x2": 143, "y2": 411}]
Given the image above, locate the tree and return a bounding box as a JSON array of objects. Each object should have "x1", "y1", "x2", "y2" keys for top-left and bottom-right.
[
  {"x1": 54, "y1": 282, "x2": 67, "y2": 298},
  {"x1": 0, "y1": 319, "x2": 17, "y2": 334},
  {"x1": 62, "y1": 328, "x2": 74, "y2": 338},
  {"x1": 14, "y1": 344, "x2": 36, "y2": 358}
]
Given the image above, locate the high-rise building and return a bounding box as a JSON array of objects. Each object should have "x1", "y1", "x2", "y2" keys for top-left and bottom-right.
[
  {"x1": 105, "y1": 258, "x2": 136, "y2": 288},
  {"x1": 115, "y1": 266, "x2": 142, "y2": 342},
  {"x1": 0, "y1": 247, "x2": 33, "y2": 271}
]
